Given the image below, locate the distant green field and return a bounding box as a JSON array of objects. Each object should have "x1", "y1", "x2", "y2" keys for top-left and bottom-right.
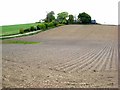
[{"x1": 0, "y1": 23, "x2": 41, "y2": 36}]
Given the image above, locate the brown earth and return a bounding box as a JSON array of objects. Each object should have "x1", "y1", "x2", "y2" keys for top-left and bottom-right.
[{"x1": 2, "y1": 25, "x2": 118, "y2": 88}]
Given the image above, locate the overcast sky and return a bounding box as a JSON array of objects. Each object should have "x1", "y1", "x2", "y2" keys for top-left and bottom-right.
[{"x1": 0, "y1": 0, "x2": 119, "y2": 25}]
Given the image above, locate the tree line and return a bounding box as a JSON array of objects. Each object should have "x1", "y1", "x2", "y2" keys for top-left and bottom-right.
[
  {"x1": 19, "y1": 11, "x2": 96, "y2": 34},
  {"x1": 43, "y1": 11, "x2": 96, "y2": 24}
]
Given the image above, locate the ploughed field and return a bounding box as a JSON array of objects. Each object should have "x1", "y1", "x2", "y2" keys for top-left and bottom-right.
[{"x1": 2, "y1": 25, "x2": 118, "y2": 88}]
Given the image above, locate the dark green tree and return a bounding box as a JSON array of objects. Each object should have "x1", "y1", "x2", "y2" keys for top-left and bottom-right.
[
  {"x1": 68, "y1": 14, "x2": 74, "y2": 24},
  {"x1": 45, "y1": 11, "x2": 55, "y2": 22},
  {"x1": 78, "y1": 12, "x2": 91, "y2": 24},
  {"x1": 57, "y1": 12, "x2": 68, "y2": 24}
]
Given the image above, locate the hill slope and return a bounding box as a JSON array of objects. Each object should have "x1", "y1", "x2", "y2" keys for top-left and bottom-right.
[{"x1": 2, "y1": 25, "x2": 118, "y2": 88}]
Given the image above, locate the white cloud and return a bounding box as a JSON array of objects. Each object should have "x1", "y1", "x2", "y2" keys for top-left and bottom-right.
[{"x1": 0, "y1": 0, "x2": 119, "y2": 25}]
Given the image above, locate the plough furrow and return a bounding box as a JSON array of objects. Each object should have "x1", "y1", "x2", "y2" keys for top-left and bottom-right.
[{"x1": 59, "y1": 44, "x2": 108, "y2": 72}]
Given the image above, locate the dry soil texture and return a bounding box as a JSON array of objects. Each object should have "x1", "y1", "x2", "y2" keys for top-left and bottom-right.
[{"x1": 2, "y1": 25, "x2": 118, "y2": 88}]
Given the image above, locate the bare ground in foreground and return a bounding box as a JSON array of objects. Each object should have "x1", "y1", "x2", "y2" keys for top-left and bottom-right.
[{"x1": 2, "y1": 25, "x2": 118, "y2": 88}]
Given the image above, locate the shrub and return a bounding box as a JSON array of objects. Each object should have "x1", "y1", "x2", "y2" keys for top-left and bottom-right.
[
  {"x1": 52, "y1": 20, "x2": 58, "y2": 27},
  {"x1": 19, "y1": 28, "x2": 24, "y2": 34},
  {"x1": 41, "y1": 24, "x2": 46, "y2": 30},
  {"x1": 24, "y1": 28, "x2": 30, "y2": 33},
  {"x1": 37, "y1": 24, "x2": 46, "y2": 31},
  {"x1": 37, "y1": 25, "x2": 41, "y2": 30},
  {"x1": 48, "y1": 22, "x2": 54, "y2": 27},
  {"x1": 44, "y1": 23, "x2": 48, "y2": 29},
  {"x1": 30, "y1": 26, "x2": 37, "y2": 31}
]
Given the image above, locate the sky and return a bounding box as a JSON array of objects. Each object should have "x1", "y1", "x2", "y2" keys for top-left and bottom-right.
[{"x1": 0, "y1": 0, "x2": 119, "y2": 26}]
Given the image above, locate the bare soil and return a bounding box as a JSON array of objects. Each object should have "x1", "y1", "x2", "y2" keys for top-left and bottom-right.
[{"x1": 2, "y1": 25, "x2": 118, "y2": 88}]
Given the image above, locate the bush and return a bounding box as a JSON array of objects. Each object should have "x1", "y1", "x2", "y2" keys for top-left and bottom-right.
[
  {"x1": 19, "y1": 28, "x2": 24, "y2": 34},
  {"x1": 30, "y1": 26, "x2": 37, "y2": 31},
  {"x1": 37, "y1": 25, "x2": 41, "y2": 30},
  {"x1": 52, "y1": 20, "x2": 58, "y2": 27},
  {"x1": 44, "y1": 23, "x2": 48, "y2": 29},
  {"x1": 48, "y1": 22, "x2": 54, "y2": 27},
  {"x1": 37, "y1": 24, "x2": 46, "y2": 31},
  {"x1": 24, "y1": 28, "x2": 30, "y2": 33}
]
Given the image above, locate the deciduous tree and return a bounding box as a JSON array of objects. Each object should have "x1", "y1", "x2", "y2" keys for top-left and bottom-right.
[
  {"x1": 78, "y1": 12, "x2": 91, "y2": 24},
  {"x1": 57, "y1": 12, "x2": 68, "y2": 24}
]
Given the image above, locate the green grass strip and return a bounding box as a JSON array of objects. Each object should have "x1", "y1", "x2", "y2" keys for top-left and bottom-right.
[{"x1": 1, "y1": 40, "x2": 40, "y2": 44}]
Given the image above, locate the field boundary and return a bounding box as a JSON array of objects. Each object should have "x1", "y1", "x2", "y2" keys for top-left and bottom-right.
[{"x1": 0, "y1": 30, "x2": 41, "y2": 39}]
